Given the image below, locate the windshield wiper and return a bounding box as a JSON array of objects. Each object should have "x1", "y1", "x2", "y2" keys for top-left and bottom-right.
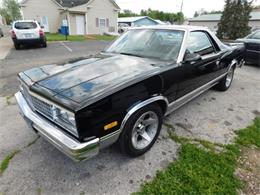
[{"x1": 119, "y1": 52, "x2": 142, "y2": 57}]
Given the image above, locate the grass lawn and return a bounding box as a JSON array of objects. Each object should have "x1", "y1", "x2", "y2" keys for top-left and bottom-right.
[
  {"x1": 134, "y1": 118, "x2": 260, "y2": 195},
  {"x1": 46, "y1": 33, "x2": 116, "y2": 42}
]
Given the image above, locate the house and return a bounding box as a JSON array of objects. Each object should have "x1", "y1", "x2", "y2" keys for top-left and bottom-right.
[
  {"x1": 118, "y1": 16, "x2": 159, "y2": 27},
  {"x1": 154, "y1": 19, "x2": 167, "y2": 25},
  {"x1": 20, "y1": 0, "x2": 120, "y2": 35},
  {"x1": 0, "y1": 15, "x2": 3, "y2": 25},
  {"x1": 188, "y1": 11, "x2": 260, "y2": 32}
]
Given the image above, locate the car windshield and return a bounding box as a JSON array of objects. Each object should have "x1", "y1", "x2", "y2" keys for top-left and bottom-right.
[
  {"x1": 105, "y1": 29, "x2": 185, "y2": 61},
  {"x1": 14, "y1": 22, "x2": 37, "y2": 30}
]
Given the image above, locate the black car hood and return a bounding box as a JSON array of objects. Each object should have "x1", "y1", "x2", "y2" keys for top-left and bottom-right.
[{"x1": 20, "y1": 54, "x2": 166, "y2": 111}]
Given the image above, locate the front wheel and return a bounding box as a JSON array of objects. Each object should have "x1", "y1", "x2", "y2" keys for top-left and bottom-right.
[
  {"x1": 216, "y1": 66, "x2": 235, "y2": 91},
  {"x1": 118, "y1": 103, "x2": 163, "y2": 157}
]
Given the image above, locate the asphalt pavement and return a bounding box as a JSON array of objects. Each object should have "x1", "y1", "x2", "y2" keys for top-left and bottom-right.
[{"x1": 0, "y1": 40, "x2": 109, "y2": 96}]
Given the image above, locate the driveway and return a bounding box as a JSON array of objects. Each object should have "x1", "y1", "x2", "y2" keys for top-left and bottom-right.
[
  {"x1": 0, "y1": 25, "x2": 12, "y2": 60},
  {"x1": 0, "y1": 36, "x2": 12, "y2": 61},
  {"x1": 0, "y1": 41, "x2": 259, "y2": 194}
]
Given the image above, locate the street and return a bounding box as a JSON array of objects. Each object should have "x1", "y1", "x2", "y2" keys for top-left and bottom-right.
[{"x1": 0, "y1": 40, "x2": 259, "y2": 194}]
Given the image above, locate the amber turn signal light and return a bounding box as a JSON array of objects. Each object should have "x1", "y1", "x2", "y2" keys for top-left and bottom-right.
[{"x1": 104, "y1": 121, "x2": 118, "y2": 131}]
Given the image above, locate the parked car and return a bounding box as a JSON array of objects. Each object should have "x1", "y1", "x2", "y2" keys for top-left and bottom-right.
[
  {"x1": 118, "y1": 23, "x2": 130, "y2": 33},
  {"x1": 0, "y1": 27, "x2": 3, "y2": 37},
  {"x1": 15, "y1": 26, "x2": 244, "y2": 161},
  {"x1": 11, "y1": 20, "x2": 47, "y2": 49},
  {"x1": 236, "y1": 30, "x2": 260, "y2": 66}
]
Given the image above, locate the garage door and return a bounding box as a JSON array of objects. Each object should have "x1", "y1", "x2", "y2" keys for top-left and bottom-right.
[{"x1": 76, "y1": 15, "x2": 85, "y2": 35}]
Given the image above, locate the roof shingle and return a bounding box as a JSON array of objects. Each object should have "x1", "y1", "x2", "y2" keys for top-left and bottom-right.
[
  {"x1": 55, "y1": 0, "x2": 90, "y2": 8},
  {"x1": 189, "y1": 11, "x2": 260, "y2": 21}
]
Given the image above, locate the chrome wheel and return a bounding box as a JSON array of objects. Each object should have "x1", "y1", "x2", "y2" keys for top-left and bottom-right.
[
  {"x1": 131, "y1": 111, "x2": 159, "y2": 150},
  {"x1": 225, "y1": 68, "x2": 234, "y2": 87}
]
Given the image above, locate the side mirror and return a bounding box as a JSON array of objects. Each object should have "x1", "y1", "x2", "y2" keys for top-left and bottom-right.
[
  {"x1": 41, "y1": 26, "x2": 45, "y2": 29},
  {"x1": 183, "y1": 53, "x2": 202, "y2": 64}
]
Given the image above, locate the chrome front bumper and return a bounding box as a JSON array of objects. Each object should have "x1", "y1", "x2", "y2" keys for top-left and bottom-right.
[{"x1": 15, "y1": 91, "x2": 99, "y2": 162}]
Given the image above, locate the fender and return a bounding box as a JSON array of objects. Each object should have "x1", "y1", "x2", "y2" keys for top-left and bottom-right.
[
  {"x1": 120, "y1": 95, "x2": 169, "y2": 131},
  {"x1": 228, "y1": 59, "x2": 238, "y2": 71},
  {"x1": 99, "y1": 95, "x2": 169, "y2": 149}
]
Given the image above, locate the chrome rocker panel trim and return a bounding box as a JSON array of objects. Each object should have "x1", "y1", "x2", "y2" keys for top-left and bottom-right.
[{"x1": 15, "y1": 91, "x2": 99, "y2": 162}]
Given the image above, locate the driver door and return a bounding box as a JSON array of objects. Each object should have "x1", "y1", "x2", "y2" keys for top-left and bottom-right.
[{"x1": 176, "y1": 31, "x2": 221, "y2": 99}]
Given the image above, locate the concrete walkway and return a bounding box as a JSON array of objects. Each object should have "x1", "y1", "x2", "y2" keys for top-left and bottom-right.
[{"x1": 0, "y1": 37, "x2": 12, "y2": 60}]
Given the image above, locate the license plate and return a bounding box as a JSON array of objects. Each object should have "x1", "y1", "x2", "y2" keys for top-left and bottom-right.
[{"x1": 24, "y1": 33, "x2": 33, "y2": 38}]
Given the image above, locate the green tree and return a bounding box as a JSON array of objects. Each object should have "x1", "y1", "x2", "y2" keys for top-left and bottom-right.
[
  {"x1": 0, "y1": 0, "x2": 22, "y2": 24},
  {"x1": 193, "y1": 9, "x2": 222, "y2": 17},
  {"x1": 119, "y1": 9, "x2": 138, "y2": 17},
  {"x1": 194, "y1": 11, "x2": 199, "y2": 17},
  {"x1": 119, "y1": 8, "x2": 185, "y2": 24},
  {"x1": 217, "y1": 0, "x2": 252, "y2": 39}
]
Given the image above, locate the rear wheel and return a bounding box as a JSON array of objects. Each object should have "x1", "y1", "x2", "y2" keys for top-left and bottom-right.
[
  {"x1": 14, "y1": 43, "x2": 20, "y2": 50},
  {"x1": 119, "y1": 103, "x2": 163, "y2": 157},
  {"x1": 216, "y1": 66, "x2": 235, "y2": 91},
  {"x1": 42, "y1": 41, "x2": 47, "y2": 48}
]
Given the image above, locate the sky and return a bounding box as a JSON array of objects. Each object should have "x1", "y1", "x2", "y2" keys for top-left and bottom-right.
[
  {"x1": 115, "y1": 0, "x2": 260, "y2": 18},
  {"x1": 0, "y1": 0, "x2": 259, "y2": 18}
]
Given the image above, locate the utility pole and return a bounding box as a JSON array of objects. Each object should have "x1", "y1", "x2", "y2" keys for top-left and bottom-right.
[
  {"x1": 179, "y1": 0, "x2": 184, "y2": 24},
  {"x1": 180, "y1": 0, "x2": 184, "y2": 13}
]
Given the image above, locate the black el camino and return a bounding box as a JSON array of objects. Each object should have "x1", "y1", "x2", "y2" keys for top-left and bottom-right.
[{"x1": 15, "y1": 26, "x2": 245, "y2": 161}]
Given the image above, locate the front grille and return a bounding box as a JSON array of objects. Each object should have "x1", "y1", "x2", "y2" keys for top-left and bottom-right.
[
  {"x1": 21, "y1": 83, "x2": 35, "y2": 111},
  {"x1": 30, "y1": 95, "x2": 53, "y2": 119},
  {"x1": 21, "y1": 84, "x2": 53, "y2": 120},
  {"x1": 20, "y1": 83, "x2": 78, "y2": 137}
]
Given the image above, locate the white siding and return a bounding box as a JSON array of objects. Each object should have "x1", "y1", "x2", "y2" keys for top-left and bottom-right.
[
  {"x1": 0, "y1": 16, "x2": 3, "y2": 25},
  {"x1": 249, "y1": 20, "x2": 260, "y2": 31},
  {"x1": 86, "y1": 0, "x2": 118, "y2": 34},
  {"x1": 21, "y1": 0, "x2": 62, "y2": 33}
]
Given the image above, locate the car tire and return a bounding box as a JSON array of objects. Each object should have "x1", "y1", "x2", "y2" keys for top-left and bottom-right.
[
  {"x1": 118, "y1": 103, "x2": 163, "y2": 157},
  {"x1": 14, "y1": 43, "x2": 20, "y2": 50},
  {"x1": 216, "y1": 66, "x2": 235, "y2": 91},
  {"x1": 42, "y1": 41, "x2": 47, "y2": 48}
]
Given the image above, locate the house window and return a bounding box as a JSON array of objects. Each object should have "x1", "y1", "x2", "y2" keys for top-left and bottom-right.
[{"x1": 99, "y1": 18, "x2": 106, "y2": 27}]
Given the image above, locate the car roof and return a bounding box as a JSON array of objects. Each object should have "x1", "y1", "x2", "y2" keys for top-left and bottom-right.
[
  {"x1": 131, "y1": 25, "x2": 209, "y2": 32},
  {"x1": 13, "y1": 20, "x2": 38, "y2": 23}
]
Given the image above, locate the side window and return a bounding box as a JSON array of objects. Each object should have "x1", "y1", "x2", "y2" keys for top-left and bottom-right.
[
  {"x1": 250, "y1": 31, "x2": 260, "y2": 39},
  {"x1": 187, "y1": 31, "x2": 215, "y2": 56}
]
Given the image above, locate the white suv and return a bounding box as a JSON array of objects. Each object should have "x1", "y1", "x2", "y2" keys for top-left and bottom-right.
[{"x1": 11, "y1": 20, "x2": 47, "y2": 49}]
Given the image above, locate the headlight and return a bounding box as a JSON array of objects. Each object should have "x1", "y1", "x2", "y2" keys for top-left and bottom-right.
[{"x1": 52, "y1": 106, "x2": 78, "y2": 136}]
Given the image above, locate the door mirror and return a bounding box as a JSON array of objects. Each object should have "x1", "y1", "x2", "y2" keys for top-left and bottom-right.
[{"x1": 183, "y1": 52, "x2": 202, "y2": 64}]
